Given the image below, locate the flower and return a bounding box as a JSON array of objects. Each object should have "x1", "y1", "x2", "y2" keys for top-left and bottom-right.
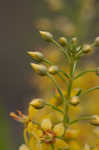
[{"x1": 10, "y1": 110, "x2": 28, "y2": 123}]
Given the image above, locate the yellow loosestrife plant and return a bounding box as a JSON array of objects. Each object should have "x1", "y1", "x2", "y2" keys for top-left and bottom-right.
[{"x1": 10, "y1": 31, "x2": 99, "y2": 150}]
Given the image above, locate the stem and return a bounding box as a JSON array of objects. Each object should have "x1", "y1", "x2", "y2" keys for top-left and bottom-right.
[
  {"x1": 51, "y1": 39, "x2": 70, "y2": 62},
  {"x1": 59, "y1": 70, "x2": 70, "y2": 79},
  {"x1": 47, "y1": 72, "x2": 66, "y2": 104},
  {"x1": 45, "y1": 103, "x2": 64, "y2": 113},
  {"x1": 74, "y1": 69, "x2": 96, "y2": 80},
  {"x1": 81, "y1": 86, "x2": 99, "y2": 96},
  {"x1": 67, "y1": 61, "x2": 77, "y2": 98},
  {"x1": 70, "y1": 116, "x2": 93, "y2": 125},
  {"x1": 43, "y1": 58, "x2": 53, "y2": 65},
  {"x1": 63, "y1": 60, "x2": 77, "y2": 132},
  {"x1": 51, "y1": 144, "x2": 55, "y2": 150},
  {"x1": 57, "y1": 72, "x2": 67, "y2": 85}
]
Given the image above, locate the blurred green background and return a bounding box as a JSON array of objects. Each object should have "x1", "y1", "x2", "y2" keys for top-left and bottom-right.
[{"x1": 0, "y1": 0, "x2": 99, "y2": 149}]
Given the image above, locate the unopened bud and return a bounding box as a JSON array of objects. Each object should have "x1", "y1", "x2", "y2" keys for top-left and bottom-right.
[
  {"x1": 70, "y1": 96, "x2": 80, "y2": 106},
  {"x1": 30, "y1": 63, "x2": 47, "y2": 76},
  {"x1": 95, "y1": 36, "x2": 99, "y2": 47},
  {"x1": 40, "y1": 31, "x2": 53, "y2": 42},
  {"x1": 30, "y1": 98, "x2": 45, "y2": 109},
  {"x1": 72, "y1": 37, "x2": 77, "y2": 44},
  {"x1": 58, "y1": 37, "x2": 67, "y2": 47},
  {"x1": 19, "y1": 144, "x2": 29, "y2": 150},
  {"x1": 41, "y1": 119, "x2": 52, "y2": 131},
  {"x1": 83, "y1": 44, "x2": 92, "y2": 54},
  {"x1": 90, "y1": 115, "x2": 99, "y2": 126},
  {"x1": 48, "y1": 65, "x2": 59, "y2": 75},
  {"x1": 27, "y1": 51, "x2": 44, "y2": 62},
  {"x1": 96, "y1": 67, "x2": 99, "y2": 76},
  {"x1": 53, "y1": 123, "x2": 64, "y2": 136},
  {"x1": 84, "y1": 144, "x2": 90, "y2": 150}
]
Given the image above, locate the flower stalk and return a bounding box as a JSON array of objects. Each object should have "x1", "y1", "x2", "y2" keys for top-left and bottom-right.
[{"x1": 10, "y1": 31, "x2": 99, "y2": 150}]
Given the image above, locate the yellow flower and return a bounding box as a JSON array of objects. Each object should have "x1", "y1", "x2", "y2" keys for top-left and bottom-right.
[
  {"x1": 69, "y1": 140, "x2": 80, "y2": 150},
  {"x1": 53, "y1": 123, "x2": 64, "y2": 136},
  {"x1": 41, "y1": 119, "x2": 52, "y2": 131},
  {"x1": 65, "y1": 128, "x2": 80, "y2": 139}
]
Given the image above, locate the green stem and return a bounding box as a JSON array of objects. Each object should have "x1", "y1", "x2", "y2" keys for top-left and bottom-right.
[
  {"x1": 74, "y1": 70, "x2": 96, "y2": 80},
  {"x1": 45, "y1": 103, "x2": 64, "y2": 114},
  {"x1": 51, "y1": 39, "x2": 70, "y2": 62},
  {"x1": 57, "y1": 72, "x2": 67, "y2": 85},
  {"x1": 81, "y1": 86, "x2": 99, "y2": 96},
  {"x1": 67, "y1": 61, "x2": 77, "y2": 98},
  {"x1": 59, "y1": 70, "x2": 70, "y2": 79},
  {"x1": 51, "y1": 144, "x2": 55, "y2": 150},
  {"x1": 43, "y1": 58, "x2": 53, "y2": 65},
  {"x1": 70, "y1": 116, "x2": 93, "y2": 125},
  {"x1": 63, "y1": 60, "x2": 77, "y2": 132},
  {"x1": 47, "y1": 72, "x2": 66, "y2": 104}
]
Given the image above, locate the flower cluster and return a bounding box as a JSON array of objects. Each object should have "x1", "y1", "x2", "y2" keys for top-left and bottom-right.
[{"x1": 10, "y1": 31, "x2": 99, "y2": 150}]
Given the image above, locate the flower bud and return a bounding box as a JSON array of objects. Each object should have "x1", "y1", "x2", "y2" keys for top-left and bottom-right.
[
  {"x1": 30, "y1": 98, "x2": 45, "y2": 109},
  {"x1": 84, "y1": 144, "x2": 90, "y2": 150},
  {"x1": 53, "y1": 123, "x2": 64, "y2": 136},
  {"x1": 41, "y1": 119, "x2": 52, "y2": 131},
  {"x1": 90, "y1": 115, "x2": 99, "y2": 126},
  {"x1": 95, "y1": 36, "x2": 99, "y2": 47},
  {"x1": 70, "y1": 96, "x2": 80, "y2": 106},
  {"x1": 19, "y1": 144, "x2": 29, "y2": 150},
  {"x1": 30, "y1": 63, "x2": 47, "y2": 76},
  {"x1": 27, "y1": 51, "x2": 44, "y2": 62},
  {"x1": 58, "y1": 37, "x2": 67, "y2": 47},
  {"x1": 40, "y1": 31, "x2": 53, "y2": 42},
  {"x1": 48, "y1": 65, "x2": 59, "y2": 75},
  {"x1": 93, "y1": 127, "x2": 99, "y2": 136},
  {"x1": 96, "y1": 67, "x2": 99, "y2": 76},
  {"x1": 72, "y1": 37, "x2": 77, "y2": 44},
  {"x1": 83, "y1": 44, "x2": 92, "y2": 54}
]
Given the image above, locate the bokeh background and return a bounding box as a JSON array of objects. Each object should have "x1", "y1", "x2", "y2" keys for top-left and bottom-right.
[{"x1": 0, "y1": 0, "x2": 99, "y2": 150}]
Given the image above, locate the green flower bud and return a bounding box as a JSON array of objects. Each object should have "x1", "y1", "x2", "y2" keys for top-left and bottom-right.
[
  {"x1": 30, "y1": 63, "x2": 47, "y2": 76},
  {"x1": 27, "y1": 51, "x2": 44, "y2": 62},
  {"x1": 30, "y1": 98, "x2": 45, "y2": 109},
  {"x1": 40, "y1": 31, "x2": 53, "y2": 42},
  {"x1": 48, "y1": 65, "x2": 59, "y2": 75},
  {"x1": 58, "y1": 37, "x2": 67, "y2": 47},
  {"x1": 70, "y1": 96, "x2": 80, "y2": 106},
  {"x1": 95, "y1": 36, "x2": 99, "y2": 47},
  {"x1": 83, "y1": 44, "x2": 92, "y2": 54},
  {"x1": 90, "y1": 115, "x2": 99, "y2": 126}
]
